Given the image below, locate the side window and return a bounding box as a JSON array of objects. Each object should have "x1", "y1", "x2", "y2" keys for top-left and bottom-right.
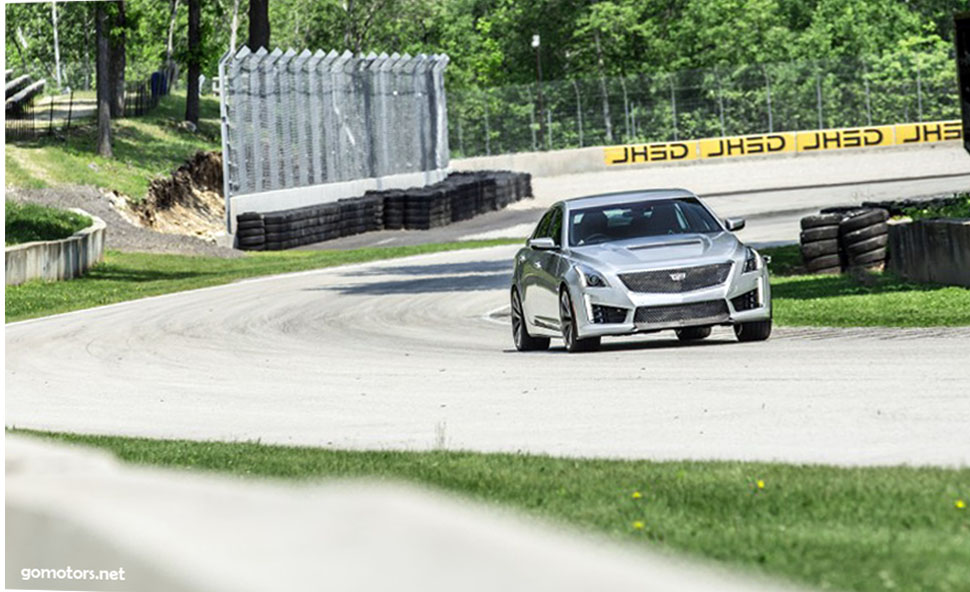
[
  {"x1": 532, "y1": 210, "x2": 552, "y2": 240},
  {"x1": 548, "y1": 207, "x2": 563, "y2": 246}
]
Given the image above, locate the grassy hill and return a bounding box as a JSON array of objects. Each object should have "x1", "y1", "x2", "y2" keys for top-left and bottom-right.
[{"x1": 5, "y1": 91, "x2": 222, "y2": 201}]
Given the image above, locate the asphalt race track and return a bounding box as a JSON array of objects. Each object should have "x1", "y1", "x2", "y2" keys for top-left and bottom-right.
[{"x1": 7, "y1": 244, "x2": 970, "y2": 467}]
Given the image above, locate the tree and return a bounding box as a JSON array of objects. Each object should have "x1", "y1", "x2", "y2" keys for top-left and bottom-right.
[
  {"x1": 185, "y1": 0, "x2": 201, "y2": 125},
  {"x1": 249, "y1": 0, "x2": 270, "y2": 50},
  {"x1": 109, "y1": 0, "x2": 126, "y2": 117},
  {"x1": 95, "y1": 2, "x2": 112, "y2": 158}
]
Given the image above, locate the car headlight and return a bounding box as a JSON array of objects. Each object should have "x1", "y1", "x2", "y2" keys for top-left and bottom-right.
[
  {"x1": 577, "y1": 265, "x2": 608, "y2": 288},
  {"x1": 743, "y1": 247, "x2": 760, "y2": 273}
]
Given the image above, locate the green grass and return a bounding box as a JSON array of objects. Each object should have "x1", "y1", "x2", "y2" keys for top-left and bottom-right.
[
  {"x1": 4, "y1": 239, "x2": 520, "y2": 322},
  {"x1": 5, "y1": 200, "x2": 92, "y2": 245},
  {"x1": 761, "y1": 245, "x2": 970, "y2": 327},
  {"x1": 4, "y1": 91, "x2": 221, "y2": 200},
  {"x1": 15, "y1": 430, "x2": 970, "y2": 592}
]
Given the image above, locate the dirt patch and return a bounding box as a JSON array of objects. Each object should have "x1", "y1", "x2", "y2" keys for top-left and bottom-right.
[{"x1": 123, "y1": 151, "x2": 228, "y2": 243}]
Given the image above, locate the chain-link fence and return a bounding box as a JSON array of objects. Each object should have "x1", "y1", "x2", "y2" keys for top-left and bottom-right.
[
  {"x1": 219, "y1": 47, "x2": 450, "y2": 200},
  {"x1": 449, "y1": 52, "x2": 959, "y2": 157}
]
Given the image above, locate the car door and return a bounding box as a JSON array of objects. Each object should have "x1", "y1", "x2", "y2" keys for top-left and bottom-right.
[
  {"x1": 532, "y1": 206, "x2": 566, "y2": 328},
  {"x1": 520, "y1": 209, "x2": 553, "y2": 327}
]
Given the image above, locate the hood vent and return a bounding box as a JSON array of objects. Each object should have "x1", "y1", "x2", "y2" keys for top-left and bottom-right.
[{"x1": 627, "y1": 239, "x2": 703, "y2": 251}]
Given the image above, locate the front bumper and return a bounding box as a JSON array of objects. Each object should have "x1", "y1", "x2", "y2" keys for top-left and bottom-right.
[{"x1": 570, "y1": 264, "x2": 771, "y2": 338}]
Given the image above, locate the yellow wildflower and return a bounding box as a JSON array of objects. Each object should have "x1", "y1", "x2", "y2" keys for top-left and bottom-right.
[
  {"x1": 632, "y1": 521, "x2": 645, "y2": 530},
  {"x1": 631, "y1": 491, "x2": 642, "y2": 499},
  {"x1": 956, "y1": 499, "x2": 967, "y2": 510},
  {"x1": 757, "y1": 479, "x2": 765, "y2": 490}
]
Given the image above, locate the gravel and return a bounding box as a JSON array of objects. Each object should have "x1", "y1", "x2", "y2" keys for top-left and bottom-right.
[{"x1": 6, "y1": 185, "x2": 243, "y2": 258}]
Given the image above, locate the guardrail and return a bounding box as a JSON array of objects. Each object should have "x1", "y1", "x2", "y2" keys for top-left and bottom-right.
[{"x1": 5, "y1": 209, "x2": 106, "y2": 286}]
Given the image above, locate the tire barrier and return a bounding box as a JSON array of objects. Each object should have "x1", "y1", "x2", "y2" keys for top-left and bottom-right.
[
  {"x1": 799, "y1": 213, "x2": 843, "y2": 274},
  {"x1": 235, "y1": 171, "x2": 532, "y2": 251},
  {"x1": 798, "y1": 208, "x2": 889, "y2": 273},
  {"x1": 839, "y1": 209, "x2": 889, "y2": 271}
]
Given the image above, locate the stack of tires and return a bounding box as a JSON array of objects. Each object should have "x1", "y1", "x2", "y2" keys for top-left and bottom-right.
[
  {"x1": 799, "y1": 213, "x2": 843, "y2": 274},
  {"x1": 235, "y1": 212, "x2": 265, "y2": 251},
  {"x1": 839, "y1": 208, "x2": 889, "y2": 270}
]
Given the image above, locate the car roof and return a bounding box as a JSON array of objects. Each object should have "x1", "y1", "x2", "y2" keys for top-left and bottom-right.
[{"x1": 562, "y1": 188, "x2": 698, "y2": 210}]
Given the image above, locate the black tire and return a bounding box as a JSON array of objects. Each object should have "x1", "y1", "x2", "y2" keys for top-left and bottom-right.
[
  {"x1": 238, "y1": 235, "x2": 266, "y2": 247},
  {"x1": 801, "y1": 239, "x2": 839, "y2": 260},
  {"x1": 805, "y1": 254, "x2": 842, "y2": 272},
  {"x1": 839, "y1": 209, "x2": 889, "y2": 234},
  {"x1": 801, "y1": 213, "x2": 844, "y2": 230},
  {"x1": 676, "y1": 326, "x2": 712, "y2": 341},
  {"x1": 236, "y1": 227, "x2": 265, "y2": 239},
  {"x1": 236, "y1": 220, "x2": 264, "y2": 232},
  {"x1": 841, "y1": 222, "x2": 888, "y2": 244},
  {"x1": 734, "y1": 318, "x2": 772, "y2": 342},
  {"x1": 236, "y1": 212, "x2": 261, "y2": 222},
  {"x1": 845, "y1": 234, "x2": 888, "y2": 256},
  {"x1": 511, "y1": 289, "x2": 549, "y2": 351},
  {"x1": 849, "y1": 247, "x2": 887, "y2": 265},
  {"x1": 800, "y1": 225, "x2": 839, "y2": 242},
  {"x1": 559, "y1": 288, "x2": 600, "y2": 353}
]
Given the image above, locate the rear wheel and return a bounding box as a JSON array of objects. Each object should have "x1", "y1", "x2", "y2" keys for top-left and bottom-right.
[
  {"x1": 734, "y1": 319, "x2": 772, "y2": 342},
  {"x1": 676, "y1": 326, "x2": 712, "y2": 341},
  {"x1": 511, "y1": 289, "x2": 549, "y2": 351},
  {"x1": 559, "y1": 289, "x2": 600, "y2": 353}
]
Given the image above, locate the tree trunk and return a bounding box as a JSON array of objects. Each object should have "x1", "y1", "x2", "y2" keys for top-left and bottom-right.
[
  {"x1": 229, "y1": 0, "x2": 241, "y2": 54},
  {"x1": 185, "y1": 0, "x2": 201, "y2": 125},
  {"x1": 109, "y1": 0, "x2": 126, "y2": 118},
  {"x1": 52, "y1": 1, "x2": 62, "y2": 88},
  {"x1": 166, "y1": 0, "x2": 181, "y2": 89},
  {"x1": 95, "y1": 3, "x2": 113, "y2": 158},
  {"x1": 594, "y1": 30, "x2": 613, "y2": 144},
  {"x1": 248, "y1": 0, "x2": 271, "y2": 51}
]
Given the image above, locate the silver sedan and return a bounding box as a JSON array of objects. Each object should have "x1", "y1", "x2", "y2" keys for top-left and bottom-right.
[{"x1": 510, "y1": 189, "x2": 772, "y2": 352}]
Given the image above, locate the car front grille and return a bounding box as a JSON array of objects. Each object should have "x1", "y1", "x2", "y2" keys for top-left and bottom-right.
[
  {"x1": 634, "y1": 300, "x2": 730, "y2": 325},
  {"x1": 591, "y1": 304, "x2": 628, "y2": 324},
  {"x1": 619, "y1": 263, "x2": 733, "y2": 293}
]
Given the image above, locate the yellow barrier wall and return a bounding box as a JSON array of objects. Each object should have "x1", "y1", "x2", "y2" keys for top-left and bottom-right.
[{"x1": 604, "y1": 120, "x2": 961, "y2": 166}]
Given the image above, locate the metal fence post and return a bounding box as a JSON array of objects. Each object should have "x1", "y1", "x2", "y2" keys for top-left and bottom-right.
[
  {"x1": 572, "y1": 79, "x2": 583, "y2": 147},
  {"x1": 815, "y1": 70, "x2": 824, "y2": 129},
  {"x1": 620, "y1": 77, "x2": 630, "y2": 142},
  {"x1": 715, "y1": 69, "x2": 726, "y2": 137},
  {"x1": 762, "y1": 65, "x2": 773, "y2": 133},
  {"x1": 670, "y1": 75, "x2": 678, "y2": 141},
  {"x1": 916, "y1": 56, "x2": 924, "y2": 122}
]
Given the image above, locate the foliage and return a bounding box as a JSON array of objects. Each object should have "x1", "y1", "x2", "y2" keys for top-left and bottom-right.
[
  {"x1": 18, "y1": 429, "x2": 970, "y2": 592},
  {"x1": 5, "y1": 201, "x2": 92, "y2": 245},
  {"x1": 902, "y1": 194, "x2": 970, "y2": 220},
  {"x1": 4, "y1": 240, "x2": 521, "y2": 322}
]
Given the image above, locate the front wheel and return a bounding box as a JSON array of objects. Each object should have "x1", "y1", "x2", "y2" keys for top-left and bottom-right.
[
  {"x1": 511, "y1": 288, "x2": 549, "y2": 351},
  {"x1": 559, "y1": 288, "x2": 600, "y2": 353},
  {"x1": 734, "y1": 318, "x2": 772, "y2": 342}
]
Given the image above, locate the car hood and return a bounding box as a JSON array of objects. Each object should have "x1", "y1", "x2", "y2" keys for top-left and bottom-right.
[{"x1": 568, "y1": 232, "x2": 743, "y2": 273}]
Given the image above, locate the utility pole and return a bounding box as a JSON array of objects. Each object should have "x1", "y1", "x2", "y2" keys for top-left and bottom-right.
[{"x1": 532, "y1": 34, "x2": 546, "y2": 150}]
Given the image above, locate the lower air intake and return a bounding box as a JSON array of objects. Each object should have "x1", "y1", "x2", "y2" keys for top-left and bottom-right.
[
  {"x1": 731, "y1": 289, "x2": 760, "y2": 312},
  {"x1": 634, "y1": 300, "x2": 729, "y2": 325},
  {"x1": 591, "y1": 304, "x2": 628, "y2": 324}
]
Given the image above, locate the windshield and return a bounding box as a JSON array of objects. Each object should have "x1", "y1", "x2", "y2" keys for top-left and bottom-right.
[{"x1": 568, "y1": 198, "x2": 722, "y2": 246}]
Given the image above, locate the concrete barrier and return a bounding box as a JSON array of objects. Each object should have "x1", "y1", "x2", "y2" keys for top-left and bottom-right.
[
  {"x1": 888, "y1": 219, "x2": 970, "y2": 286},
  {"x1": 5, "y1": 209, "x2": 105, "y2": 286}
]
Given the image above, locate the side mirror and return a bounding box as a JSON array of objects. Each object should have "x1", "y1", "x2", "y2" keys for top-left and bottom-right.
[
  {"x1": 724, "y1": 217, "x2": 746, "y2": 231},
  {"x1": 527, "y1": 237, "x2": 557, "y2": 250}
]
